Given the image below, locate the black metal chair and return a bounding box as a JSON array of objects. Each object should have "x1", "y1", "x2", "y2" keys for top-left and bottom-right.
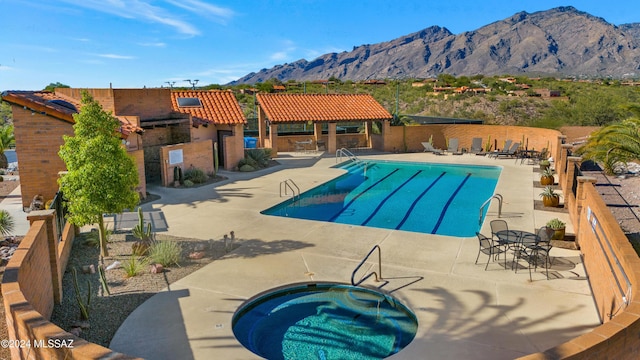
[
  {"x1": 521, "y1": 226, "x2": 554, "y2": 280},
  {"x1": 475, "y1": 232, "x2": 508, "y2": 270}
]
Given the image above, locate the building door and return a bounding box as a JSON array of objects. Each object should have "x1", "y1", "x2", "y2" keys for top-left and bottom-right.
[{"x1": 217, "y1": 130, "x2": 232, "y2": 167}]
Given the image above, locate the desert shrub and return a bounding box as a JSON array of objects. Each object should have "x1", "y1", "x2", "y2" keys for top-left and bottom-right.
[
  {"x1": 84, "y1": 228, "x2": 112, "y2": 247},
  {"x1": 239, "y1": 164, "x2": 255, "y2": 172},
  {"x1": 183, "y1": 179, "x2": 194, "y2": 187},
  {"x1": 148, "y1": 240, "x2": 181, "y2": 267},
  {"x1": 244, "y1": 148, "x2": 270, "y2": 168},
  {"x1": 184, "y1": 167, "x2": 208, "y2": 183},
  {"x1": 122, "y1": 256, "x2": 148, "y2": 278}
]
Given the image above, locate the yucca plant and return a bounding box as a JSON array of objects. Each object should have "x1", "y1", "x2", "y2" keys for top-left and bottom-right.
[
  {"x1": 0, "y1": 209, "x2": 14, "y2": 236},
  {"x1": 122, "y1": 255, "x2": 148, "y2": 278},
  {"x1": 148, "y1": 240, "x2": 182, "y2": 267}
]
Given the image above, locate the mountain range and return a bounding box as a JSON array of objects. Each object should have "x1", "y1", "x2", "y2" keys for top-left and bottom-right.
[{"x1": 232, "y1": 6, "x2": 640, "y2": 84}]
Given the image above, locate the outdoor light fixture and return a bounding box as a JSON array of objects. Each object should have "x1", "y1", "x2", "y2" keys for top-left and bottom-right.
[
  {"x1": 165, "y1": 81, "x2": 176, "y2": 89},
  {"x1": 184, "y1": 79, "x2": 199, "y2": 90}
]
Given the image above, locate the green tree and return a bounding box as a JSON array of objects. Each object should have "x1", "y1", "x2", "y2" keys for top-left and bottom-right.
[
  {"x1": 0, "y1": 124, "x2": 15, "y2": 169},
  {"x1": 58, "y1": 92, "x2": 139, "y2": 257},
  {"x1": 0, "y1": 101, "x2": 12, "y2": 124},
  {"x1": 44, "y1": 82, "x2": 70, "y2": 92},
  {"x1": 575, "y1": 118, "x2": 640, "y2": 174}
]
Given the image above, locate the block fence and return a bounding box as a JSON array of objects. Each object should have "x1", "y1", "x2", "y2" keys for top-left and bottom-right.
[
  {"x1": 1, "y1": 210, "x2": 139, "y2": 359},
  {"x1": 2, "y1": 125, "x2": 639, "y2": 359}
]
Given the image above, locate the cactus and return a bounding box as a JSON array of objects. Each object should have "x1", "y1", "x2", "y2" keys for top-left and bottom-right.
[
  {"x1": 173, "y1": 166, "x2": 180, "y2": 183},
  {"x1": 132, "y1": 207, "x2": 152, "y2": 241},
  {"x1": 484, "y1": 135, "x2": 491, "y2": 152},
  {"x1": 178, "y1": 167, "x2": 184, "y2": 184},
  {"x1": 71, "y1": 267, "x2": 91, "y2": 320},
  {"x1": 213, "y1": 142, "x2": 219, "y2": 176},
  {"x1": 98, "y1": 264, "x2": 110, "y2": 296}
]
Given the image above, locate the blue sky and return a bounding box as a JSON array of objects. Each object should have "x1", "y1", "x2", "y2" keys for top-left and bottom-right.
[{"x1": 1, "y1": 0, "x2": 639, "y2": 90}]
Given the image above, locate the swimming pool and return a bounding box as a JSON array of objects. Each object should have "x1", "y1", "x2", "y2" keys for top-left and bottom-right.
[
  {"x1": 232, "y1": 282, "x2": 418, "y2": 359},
  {"x1": 262, "y1": 160, "x2": 501, "y2": 237}
]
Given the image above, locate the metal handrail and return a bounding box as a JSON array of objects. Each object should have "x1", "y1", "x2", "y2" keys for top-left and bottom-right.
[
  {"x1": 479, "y1": 194, "x2": 503, "y2": 226},
  {"x1": 589, "y1": 210, "x2": 632, "y2": 318},
  {"x1": 279, "y1": 179, "x2": 300, "y2": 201},
  {"x1": 351, "y1": 245, "x2": 383, "y2": 286},
  {"x1": 336, "y1": 148, "x2": 359, "y2": 163}
]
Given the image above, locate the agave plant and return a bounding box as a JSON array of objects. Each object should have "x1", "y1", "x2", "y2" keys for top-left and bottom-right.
[{"x1": 0, "y1": 209, "x2": 14, "y2": 236}]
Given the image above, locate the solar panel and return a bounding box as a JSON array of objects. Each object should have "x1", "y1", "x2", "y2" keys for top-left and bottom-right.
[
  {"x1": 176, "y1": 97, "x2": 203, "y2": 107},
  {"x1": 47, "y1": 99, "x2": 78, "y2": 112}
]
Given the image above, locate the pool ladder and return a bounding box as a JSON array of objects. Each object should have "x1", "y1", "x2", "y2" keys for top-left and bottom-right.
[
  {"x1": 479, "y1": 194, "x2": 503, "y2": 226},
  {"x1": 280, "y1": 179, "x2": 300, "y2": 201},
  {"x1": 351, "y1": 245, "x2": 383, "y2": 287},
  {"x1": 336, "y1": 148, "x2": 359, "y2": 163}
]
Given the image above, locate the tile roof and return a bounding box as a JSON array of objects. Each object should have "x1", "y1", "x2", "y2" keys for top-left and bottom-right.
[
  {"x1": 0, "y1": 90, "x2": 143, "y2": 136},
  {"x1": 170, "y1": 90, "x2": 246, "y2": 126},
  {"x1": 256, "y1": 93, "x2": 392, "y2": 123}
]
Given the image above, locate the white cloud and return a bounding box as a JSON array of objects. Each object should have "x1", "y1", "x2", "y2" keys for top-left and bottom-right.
[
  {"x1": 97, "y1": 53, "x2": 136, "y2": 59},
  {"x1": 73, "y1": 38, "x2": 91, "y2": 42},
  {"x1": 164, "y1": 0, "x2": 234, "y2": 23},
  {"x1": 0, "y1": 65, "x2": 14, "y2": 72},
  {"x1": 138, "y1": 42, "x2": 167, "y2": 47},
  {"x1": 270, "y1": 51, "x2": 289, "y2": 61},
  {"x1": 59, "y1": 0, "x2": 202, "y2": 36}
]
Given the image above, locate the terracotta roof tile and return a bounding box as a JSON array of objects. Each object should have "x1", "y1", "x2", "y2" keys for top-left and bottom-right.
[
  {"x1": 0, "y1": 90, "x2": 143, "y2": 136},
  {"x1": 256, "y1": 94, "x2": 392, "y2": 123},
  {"x1": 171, "y1": 90, "x2": 246, "y2": 125}
]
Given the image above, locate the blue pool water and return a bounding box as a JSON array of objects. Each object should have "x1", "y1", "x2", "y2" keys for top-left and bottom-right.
[
  {"x1": 232, "y1": 283, "x2": 418, "y2": 360},
  {"x1": 262, "y1": 160, "x2": 501, "y2": 237}
]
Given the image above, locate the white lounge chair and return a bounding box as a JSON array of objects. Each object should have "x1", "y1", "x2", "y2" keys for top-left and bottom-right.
[{"x1": 421, "y1": 142, "x2": 444, "y2": 155}]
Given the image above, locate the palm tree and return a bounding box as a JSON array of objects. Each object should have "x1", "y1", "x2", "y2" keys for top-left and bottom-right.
[
  {"x1": 0, "y1": 124, "x2": 15, "y2": 169},
  {"x1": 575, "y1": 118, "x2": 640, "y2": 174}
]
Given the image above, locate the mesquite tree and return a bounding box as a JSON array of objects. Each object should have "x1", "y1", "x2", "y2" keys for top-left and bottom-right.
[{"x1": 58, "y1": 92, "x2": 139, "y2": 257}]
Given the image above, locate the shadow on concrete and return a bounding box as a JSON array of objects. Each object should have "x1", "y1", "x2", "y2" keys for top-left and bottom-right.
[{"x1": 404, "y1": 286, "x2": 599, "y2": 359}]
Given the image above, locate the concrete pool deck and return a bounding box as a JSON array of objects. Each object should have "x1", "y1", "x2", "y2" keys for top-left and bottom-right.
[{"x1": 109, "y1": 151, "x2": 601, "y2": 360}]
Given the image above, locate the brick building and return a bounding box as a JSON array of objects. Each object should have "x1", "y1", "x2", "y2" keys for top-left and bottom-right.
[{"x1": 1, "y1": 88, "x2": 246, "y2": 209}]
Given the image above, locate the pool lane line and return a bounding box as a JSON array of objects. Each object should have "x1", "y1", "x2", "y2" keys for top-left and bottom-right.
[
  {"x1": 329, "y1": 168, "x2": 400, "y2": 222},
  {"x1": 361, "y1": 170, "x2": 423, "y2": 226},
  {"x1": 430, "y1": 173, "x2": 472, "y2": 234},
  {"x1": 395, "y1": 171, "x2": 446, "y2": 230}
]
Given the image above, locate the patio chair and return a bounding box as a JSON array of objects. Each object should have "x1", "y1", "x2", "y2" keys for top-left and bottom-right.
[
  {"x1": 447, "y1": 138, "x2": 463, "y2": 155},
  {"x1": 521, "y1": 226, "x2": 554, "y2": 280},
  {"x1": 475, "y1": 232, "x2": 507, "y2": 270},
  {"x1": 421, "y1": 142, "x2": 444, "y2": 155},
  {"x1": 470, "y1": 137, "x2": 485, "y2": 155},
  {"x1": 489, "y1": 220, "x2": 512, "y2": 267},
  {"x1": 490, "y1": 142, "x2": 520, "y2": 159}
]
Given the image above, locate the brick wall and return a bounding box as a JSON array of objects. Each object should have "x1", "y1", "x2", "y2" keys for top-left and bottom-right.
[
  {"x1": 112, "y1": 89, "x2": 173, "y2": 120},
  {"x1": 380, "y1": 124, "x2": 561, "y2": 156},
  {"x1": 12, "y1": 106, "x2": 74, "y2": 209},
  {"x1": 159, "y1": 140, "x2": 214, "y2": 186},
  {"x1": 55, "y1": 88, "x2": 115, "y2": 113},
  {"x1": 1, "y1": 211, "x2": 138, "y2": 360}
]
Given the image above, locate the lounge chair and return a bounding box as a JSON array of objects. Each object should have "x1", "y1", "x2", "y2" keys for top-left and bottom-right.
[
  {"x1": 447, "y1": 138, "x2": 463, "y2": 155},
  {"x1": 470, "y1": 137, "x2": 485, "y2": 155},
  {"x1": 421, "y1": 142, "x2": 444, "y2": 155},
  {"x1": 489, "y1": 142, "x2": 520, "y2": 158}
]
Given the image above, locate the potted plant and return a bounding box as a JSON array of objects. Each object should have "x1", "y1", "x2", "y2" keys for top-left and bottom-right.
[
  {"x1": 540, "y1": 168, "x2": 555, "y2": 186},
  {"x1": 539, "y1": 186, "x2": 561, "y2": 207},
  {"x1": 546, "y1": 218, "x2": 566, "y2": 240},
  {"x1": 539, "y1": 159, "x2": 551, "y2": 171}
]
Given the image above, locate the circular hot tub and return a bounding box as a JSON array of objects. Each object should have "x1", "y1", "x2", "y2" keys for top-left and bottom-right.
[{"x1": 232, "y1": 282, "x2": 418, "y2": 359}]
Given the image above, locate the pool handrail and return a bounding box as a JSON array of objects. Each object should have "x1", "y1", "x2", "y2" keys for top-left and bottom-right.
[
  {"x1": 352, "y1": 245, "x2": 383, "y2": 286},
  {"x1": 336, "y1": 148, "x2": 359, "y2": 163},
  {"x1": 280, "y1": 179, "x2": 300, "y2": 201},
  {"x1": 479, "y1": 194, "x2": 503, "y2": 226}
]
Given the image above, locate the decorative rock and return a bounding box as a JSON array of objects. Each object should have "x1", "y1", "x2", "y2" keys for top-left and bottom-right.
[
  {"x1": 68, "y1": 327, "x2": 82, "y2": 337},
  {"x1": 71, "y1": 320, "x2": 90, "y2": 329},
  {"x1": 150, "y1": 263, "x2": 164, "y2": 274},
  {"x1": 105, "y1": 261, "x2": 121, "y2": 271},
  {"x1": 193, "y1": 244, "x2": 206, "y2": 252},
  {"x1": 82, "y1": 264, "x2": 96, "y2": 274},
  {"x1": 188, "y1": 251, "x2": 205, "y2": 260}
]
